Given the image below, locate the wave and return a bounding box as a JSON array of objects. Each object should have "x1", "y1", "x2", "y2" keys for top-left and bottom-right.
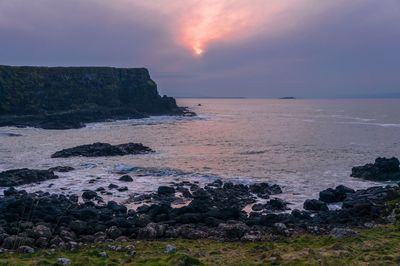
[
  {"x1": 85, "y1": 114, "x2": 210, "y2": 129},
  {"x1": 239, "y1": 150, "x2": 267, "y2": 155},
  {"x1": 112, "y1": 164, "x2": 219, "y2": 180},
  {"x1": 313, "y1": 114, "x2": 376, "y2": 122},
  {"x1": 338, "y1": 122, "x2": 400, "y2": 128},
  {"x1": 0, "y1": 132, "x2": 22, "y2": 137}
]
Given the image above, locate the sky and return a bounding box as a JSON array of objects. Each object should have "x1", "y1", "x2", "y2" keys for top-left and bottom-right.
[{"x1": 0, "y1": 0, "x2": 399, "y2": 98}]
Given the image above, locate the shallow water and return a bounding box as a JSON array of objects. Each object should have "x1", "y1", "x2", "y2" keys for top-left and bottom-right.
[{"x1": 1, "y1": 99, "x2": 399, "y2": 209}]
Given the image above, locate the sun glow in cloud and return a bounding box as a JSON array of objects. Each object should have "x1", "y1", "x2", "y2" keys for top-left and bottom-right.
[
  {"x1": 111, "y1": 0, "x2": 337, "y2": 56},
  {"x1": 177, "y1": 0, "x2": 256, "y2": 56}
]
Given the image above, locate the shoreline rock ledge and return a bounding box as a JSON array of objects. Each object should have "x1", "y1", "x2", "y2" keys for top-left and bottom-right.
[
  {"x1": 0, "y1": 65, "x2": 194, "y2": 129},
  {"x1": 51, "y1": 142, "x2": 154, "y2": 158},
  {"x1": 351, "y1": 157, "x2": 400, "y2": 181}
]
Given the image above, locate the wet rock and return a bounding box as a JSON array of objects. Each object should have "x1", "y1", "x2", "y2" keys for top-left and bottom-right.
[
  {"x1": 330, "y1": 228, "x2": 358, "y2": 239},
  {"x1": 157, "y1": 186, "x2": 176, "y2": 195},
  {"x1": 249, "y1": 183, "x2": 282, "y2": 198},
  {"x1": 107, "y1": 201, "x2": 127, "y2": 214},
  {"x1": 351, "y1": 157, "x2": 400, "y2": 181},
  {"x1": 51, "y1": 142, "x2": 154, "y2": 158},
  {"x1": 319, "y1": 185, "x2": 353, "y2": 203},
  {"x1": 108, "y1": 183, "x2": 119, "y2": 189},
  {"x1": 82, "y1": 190, "x2": 98, "y2": 200},
  {"x1": 0, "y1": 168, "x2": 58, "y2": 187},
  {"x1": 69, "y1": 194, "x2": 79, "y2": 203},
  {"x1": 251, "y1": 204, "x2": 264, "y2": 212},
  {"x1": 56, "y1": 258, "x2": 72, "y2": 265},
  {"x1": 3, "y1": 186, "x2": 21, "y2": 196},
  {"x1": 165, "y1": 244, "x2": 176, "y2": 254},
  {"x1": 119, "y1": 175, "x2": 133, "y2": 182},
  {"x1": 336, "y1": 185, "x2": 355, "y2": 195},
  {"x1": 303, "y1": 199, "x2": 328, "y2": 211},
  {"x1": 48, "y1": 166, "x2": 75, "y2": 173},
  {"x1": 117, "y1": 186, "x2": 128, "y2": 192},
  {"x1": 265, "y1": 198, "x2": 289, "y2": 211}
]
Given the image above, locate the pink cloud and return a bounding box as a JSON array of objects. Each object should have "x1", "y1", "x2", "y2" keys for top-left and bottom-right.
[{"x1": 111, "y1": 0, "x2": 340, "y2": 56}]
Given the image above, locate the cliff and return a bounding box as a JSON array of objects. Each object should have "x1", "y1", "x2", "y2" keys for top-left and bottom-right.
[{"x1": 0, "y1": 65, "x2": 188, "y2": 129}]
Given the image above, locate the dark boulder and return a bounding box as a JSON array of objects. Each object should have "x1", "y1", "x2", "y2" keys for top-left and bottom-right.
[
  {"x1": 303, "y1": 199, "x2": 328, "y2": 211},
  {"x1": 218, "y1": 222, "x2": 249, "y2": 239},
  {"x1": 119, "y1": 175, "x2": 133, "y2": 182},
  {"x1": 51, "y1": 142, "x2": 154, "y2": 158},
  {"x1": 265, "y1": 198, "x2": 289, "y2": 211},
  {"x1": 319, "y1": 185, "x2": 354, "y2": 203},
  {"x1": 82, "y1": 190, "x2": 98, "y2": 200},
  {"x1": 351, "y1": 157, "x2": 400, "y2": 181},
  {"x1": 117, "y1": 186, "x2": 129, "y2": 192},
  {"x1": 157, "y1": 186, "x2": 176, "y2": 195},
  {"x1": 108, "y1": 183, "x2": 119, "y2": 189},
  {"x1": 48, "y1": 166, "x2": 75, "y2": 173},
  {"x1": 0, "y1": 168, "x2": 58, "y2": 187}
]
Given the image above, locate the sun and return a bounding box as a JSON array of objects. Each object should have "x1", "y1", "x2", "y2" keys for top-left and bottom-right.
[{"x1": 193, "y1": 46, "x2": 204, "y2": 56}]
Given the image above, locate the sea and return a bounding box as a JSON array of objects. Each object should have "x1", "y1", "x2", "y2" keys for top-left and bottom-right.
[{"x1": 1, "y1": 99, "x2": 400, "y2": 209}]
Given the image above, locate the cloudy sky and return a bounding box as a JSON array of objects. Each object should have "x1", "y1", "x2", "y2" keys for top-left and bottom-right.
[{"x1": 0, "y1": 0, "x2": 399, "y2": 98}]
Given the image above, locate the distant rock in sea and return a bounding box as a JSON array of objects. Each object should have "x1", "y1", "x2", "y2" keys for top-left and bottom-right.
[
  {"x1": 51, "y1": 142, "x2": 154, "y2": 158},
  {"x1": 0, "y1": 65, "x2": 194, "y2": 129},
  {"x1": 279, "y1": 97, "x2": 296, "y2": 99}
]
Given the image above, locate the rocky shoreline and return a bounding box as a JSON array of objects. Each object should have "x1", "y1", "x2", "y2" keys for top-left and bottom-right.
[
  {"x1": 0, "y1": 179, "x2": 398, "y2": 253},
  {"x1": 51, "y1": 142, "x2": 154, "y2": 158},
  {"x1": 0, "y1": 157, "x2": 399, "y2": 254}
]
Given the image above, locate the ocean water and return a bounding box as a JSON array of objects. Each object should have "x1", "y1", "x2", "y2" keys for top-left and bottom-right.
[{"x1": 1, "y1": 99, "x2": 400, "y2": 209}]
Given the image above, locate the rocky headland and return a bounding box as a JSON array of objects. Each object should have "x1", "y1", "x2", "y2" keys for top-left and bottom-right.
[{"x1": 0, "y1": 65, "x2": 194, "y2": 129}]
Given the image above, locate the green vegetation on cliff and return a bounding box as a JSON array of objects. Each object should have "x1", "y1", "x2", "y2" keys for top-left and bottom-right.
[{"x1": 1, "y1": 225, "x2": 400, "y2": 265}]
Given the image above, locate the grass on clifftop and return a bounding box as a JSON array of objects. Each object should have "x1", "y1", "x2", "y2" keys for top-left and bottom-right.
[{"x1": 1, "y1": 225, "x2": 400, "y2": 265}]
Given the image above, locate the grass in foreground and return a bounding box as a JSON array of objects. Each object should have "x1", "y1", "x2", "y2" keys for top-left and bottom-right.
[{"x1": 1, "y1": 225, "x2": 400, "y2": 265}]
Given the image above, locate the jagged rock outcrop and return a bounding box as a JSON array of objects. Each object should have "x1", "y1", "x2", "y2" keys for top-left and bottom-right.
[
  {"x1": 51, "y1": 142, "x2": 153, "y2": 158},
  {"x1": 351, "y1": 157, "x2": 400, "y2": 181},
  {"x1": 0, "y1": 65, "x2": 191, "y2": 129},
  {"x1": 0, "y1": 169, "x2": 58, "y2": 187}
]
